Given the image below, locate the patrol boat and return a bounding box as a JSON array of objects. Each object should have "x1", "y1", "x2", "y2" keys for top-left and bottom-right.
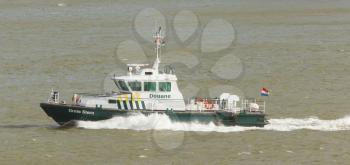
[{"x1": 40, "y1": 27, "x2": 268, "y2": 127}]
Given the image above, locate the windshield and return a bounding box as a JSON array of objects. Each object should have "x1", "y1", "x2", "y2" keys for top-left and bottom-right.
[
  {"x1": 117, "y1": 80, "x2": 129, "y2": 91},
  {"x1": 128, "y1": 81, "x2": 142, "y2": 91}
]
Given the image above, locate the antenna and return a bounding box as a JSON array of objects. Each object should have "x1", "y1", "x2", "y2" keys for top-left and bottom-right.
[{"x1": 152, "y1": 25, "x2": 165, "y2": 74}]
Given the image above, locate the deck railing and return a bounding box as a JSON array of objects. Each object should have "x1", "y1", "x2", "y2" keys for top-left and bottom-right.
[
  {"x1": 241, "y1": 98, "x2": 266, "y2": 113},
  {"x1": 187, "y1": 97, "x2": 266, "y2": 113}
]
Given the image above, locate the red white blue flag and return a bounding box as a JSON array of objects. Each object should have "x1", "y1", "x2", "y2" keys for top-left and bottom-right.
[{"x1": 260, "y1": 87, "x2": 269, "y2": 96}]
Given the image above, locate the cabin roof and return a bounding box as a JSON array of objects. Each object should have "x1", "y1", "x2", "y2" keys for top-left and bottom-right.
[{"x1": 113, "y1": 73, "x2": 177, "y2": 81}]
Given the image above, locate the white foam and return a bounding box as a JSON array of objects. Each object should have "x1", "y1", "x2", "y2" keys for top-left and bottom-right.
[
  {"x1": 57, "y1": 3, "x2": 66, "y2": 7},
  {"x1": 264, "y1": 116, "x2": 350, "y2": 131},
  {"x1": 77, "y1": 113, "x2": 350, "y2": 132}
]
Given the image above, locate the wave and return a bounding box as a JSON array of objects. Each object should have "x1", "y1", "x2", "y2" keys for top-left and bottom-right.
[{"x1": 77, "y1": 113, "x2": 350, "y2": 132}]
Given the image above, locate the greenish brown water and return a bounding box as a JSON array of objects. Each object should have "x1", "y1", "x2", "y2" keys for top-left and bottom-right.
[{"x1": 1, "y1": 0, "x2": 350, "y2": 164}]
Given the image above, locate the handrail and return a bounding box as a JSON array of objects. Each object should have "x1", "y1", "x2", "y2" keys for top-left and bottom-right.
[{"x1": 186, "y1": 97, "x2": 266, "y2": 113}]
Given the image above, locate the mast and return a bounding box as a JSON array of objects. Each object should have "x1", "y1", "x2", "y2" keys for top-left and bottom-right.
[{"x1": 153, "y1": 26, "x2": 164, "y2": 74}]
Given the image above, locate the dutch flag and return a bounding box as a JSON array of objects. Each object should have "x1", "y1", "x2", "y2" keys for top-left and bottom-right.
[{"x1": 260, "y1": 87, "x2": 269, "y2": 96}]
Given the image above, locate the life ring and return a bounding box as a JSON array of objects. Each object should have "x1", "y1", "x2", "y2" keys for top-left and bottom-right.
[{"x1": 204, "y1": 100, "x2": 213, "y2": 109}]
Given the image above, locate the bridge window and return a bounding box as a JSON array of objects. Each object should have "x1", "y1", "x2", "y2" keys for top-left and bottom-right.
[
  {"x1": 159, "y1": 82, "x2": 171, "y2": 92},
  {"x1": 128, "y1": 81, "x2": 142, "y2": 91},
  {"x1": 144, "y1": 82, "x2": 156, "y2": 91},
  {"x1": 118, "y1": 80, "x2": 129, "y2": 91}
]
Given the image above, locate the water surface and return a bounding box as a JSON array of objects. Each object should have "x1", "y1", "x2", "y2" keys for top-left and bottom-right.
[{"x1": 1, "y1": 0, "x2": 350, "y2": 164}]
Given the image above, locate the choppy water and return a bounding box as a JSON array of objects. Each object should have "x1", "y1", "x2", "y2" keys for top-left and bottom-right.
[{"x1": 1, "y1": 0, "x2": 350, "y2": 164}]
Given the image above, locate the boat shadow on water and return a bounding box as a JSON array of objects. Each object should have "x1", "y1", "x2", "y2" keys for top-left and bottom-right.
[
  {"x1": 0, "y1": 122, "x2": 77, "y2": 130},
  {"x1": 0, "y1": 124, "x2": 44, "y2": 129}
]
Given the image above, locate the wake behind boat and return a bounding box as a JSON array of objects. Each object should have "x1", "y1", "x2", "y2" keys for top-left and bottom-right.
[{"x1": 40, "y1": 27, "x2": 268, "y2": 127}]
